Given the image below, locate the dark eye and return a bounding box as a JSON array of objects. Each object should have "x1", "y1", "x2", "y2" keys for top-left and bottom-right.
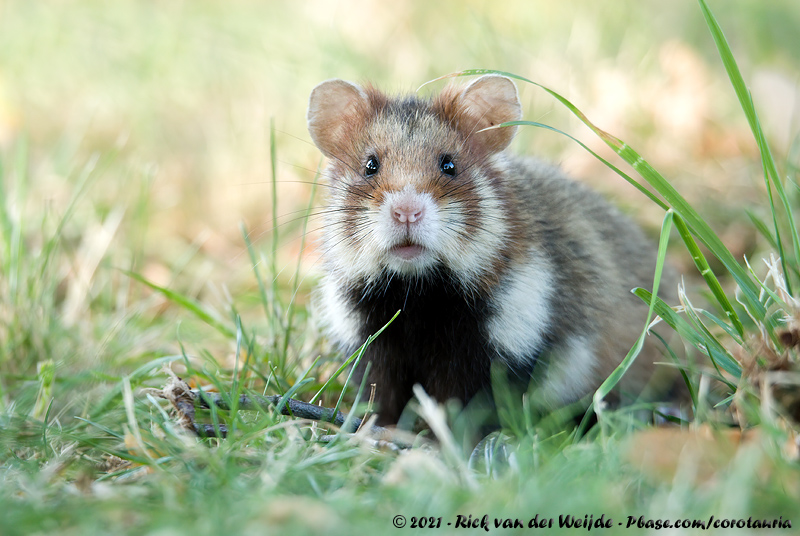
[
  {"x1": 365, "y1": 155, "x2": 380, "y2": 177},
  {"x1": 440, "y1": 154, "x2": 456, "y2": 177}
]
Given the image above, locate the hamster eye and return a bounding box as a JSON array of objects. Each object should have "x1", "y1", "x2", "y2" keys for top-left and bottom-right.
[
  {"x1": 364, "y1": 155, "x2": 380, "y2": 177},
  {"x1": 440, "y1": 154, "x2": 456, "y2": 177}
]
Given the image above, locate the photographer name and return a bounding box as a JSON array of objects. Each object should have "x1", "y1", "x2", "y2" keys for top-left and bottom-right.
[{"x1": 453, "y1": 514, "x2": 612, "y2": 531}]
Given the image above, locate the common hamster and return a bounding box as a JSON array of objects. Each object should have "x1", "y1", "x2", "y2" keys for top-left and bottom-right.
[{"x1": 307, "y1": 75, "x2": 677, "y2": 426}]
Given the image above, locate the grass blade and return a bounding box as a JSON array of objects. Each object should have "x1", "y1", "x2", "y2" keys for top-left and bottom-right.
[
  {"x1": 593, "y1": 209, "x2": 673, "y2": 406},
  {"x1": 242, "y1": 223, "x2": 272, "y2": 331},
  {"x1": 698, "y1": 0, "x2": 800, "y2": 295},
  {"x1": 673, "y1": 212, "x2": 744, "y2": 337},
  {"x1": 678, "y1": 288, "x2": 740, "y2": 377},
  {"x1": 499, "y1": 121, "x2": 668, "y2": 210},
  {"x1": 125, "y1": 271, "x2": 234, "y2": 339},
  {"x1": 283, "y1": 163, "x2": 321, "y2": 364},
  {"x1": 309, "y1": 310, "x2": 401, "y2": 404},
  {"x1": 651, "y1": 331, "x2": 697, "y2": 410},
  {"x1": 745, "y1": 210, "x2": 779, "y2": 251},
  {"x1": 634, "y1": 289, "x2": 741, "y2": 378},
  {"x1": 269, "y1": 119, "x2": 285, "y2": 371},
  {"x1": 699, "y1": 310, "x2": 745, "y2": 345}
]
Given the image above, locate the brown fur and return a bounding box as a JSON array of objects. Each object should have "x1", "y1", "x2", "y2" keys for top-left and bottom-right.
[{"x1": 307, "y1": 76, "x2": 681, "y2": 426}]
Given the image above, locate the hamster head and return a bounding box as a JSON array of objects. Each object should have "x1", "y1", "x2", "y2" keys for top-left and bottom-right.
[{"x1": 307, "y1": 75, "x2": 523, "y2": 292}]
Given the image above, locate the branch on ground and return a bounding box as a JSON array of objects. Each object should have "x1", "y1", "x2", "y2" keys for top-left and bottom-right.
[{"x1": 145, "y1": 371, "x2": 403, "y2": 445}]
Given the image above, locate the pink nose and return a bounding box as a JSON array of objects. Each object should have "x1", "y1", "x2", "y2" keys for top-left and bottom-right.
[{"x1": 393, "y1": 202, "x2": 424, "y2": 224}]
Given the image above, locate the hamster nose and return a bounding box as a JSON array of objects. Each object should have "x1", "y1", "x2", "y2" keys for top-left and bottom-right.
[{"x1": 392, "y1": 202, "x2": 424, "y2": 224}]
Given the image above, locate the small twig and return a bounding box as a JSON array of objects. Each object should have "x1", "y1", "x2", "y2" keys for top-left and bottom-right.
[
  {"x1": 191, "y1": 389, "x2": 377, "y2": 433},
  {"x1": 147, "y1": 373, "x2": 408, "y2": 444},
  {"x1": 144, "y1": 372, "x2": 229, "y2": 437}
]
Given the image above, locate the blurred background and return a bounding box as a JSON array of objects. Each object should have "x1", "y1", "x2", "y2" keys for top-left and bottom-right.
[{"x1": 1, "y1": 0, "x2": 799, "y2": 372}]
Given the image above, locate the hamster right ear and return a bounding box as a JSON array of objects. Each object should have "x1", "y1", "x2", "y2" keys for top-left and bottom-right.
[
  {"x1": 307, "y1": 79, "x2": 370, "y2": 159},
  {"x1": 434, "y1": 75, "x2": 522, "y2": 155}
]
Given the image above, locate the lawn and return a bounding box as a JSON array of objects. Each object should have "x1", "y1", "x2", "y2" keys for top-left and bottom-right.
[{"x1": 1, "y1": 1, "x2": 799, "y2": 534}]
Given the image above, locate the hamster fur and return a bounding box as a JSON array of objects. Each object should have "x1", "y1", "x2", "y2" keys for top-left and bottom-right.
[{"x1": 307, "y1": 75, "x2": 678, "y2": 425}]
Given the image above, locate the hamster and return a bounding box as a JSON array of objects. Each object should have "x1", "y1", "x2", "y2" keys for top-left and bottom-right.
[{"x1": 306, "y1": 75, "x2": 678, "y2": 426}]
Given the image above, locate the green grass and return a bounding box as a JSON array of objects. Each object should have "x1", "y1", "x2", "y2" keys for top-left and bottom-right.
[{"x1": 1, "y1": 1, "x2": 800, "y2": 534}]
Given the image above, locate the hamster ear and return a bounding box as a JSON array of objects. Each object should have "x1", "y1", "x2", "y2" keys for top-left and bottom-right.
[
  {"x1": 437, "y1": 75, "x2": 522, "y2": 154},
  {"x1": 307, "y1": 79, "x2": 370, "y2": 159}
]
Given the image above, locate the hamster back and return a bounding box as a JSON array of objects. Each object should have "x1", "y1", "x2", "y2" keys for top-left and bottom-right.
[{"x1": 307, "y1": 75, "x2": 676, "y2": 425}]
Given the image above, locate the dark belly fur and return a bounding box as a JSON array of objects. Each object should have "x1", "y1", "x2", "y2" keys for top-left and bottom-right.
[{"x1": 345, "y1": 268, "x2": 514, "y2": 425}]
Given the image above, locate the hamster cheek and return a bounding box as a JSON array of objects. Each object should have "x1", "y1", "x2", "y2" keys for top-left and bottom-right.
[{"x1": 439, "y1": 180, "x2": 508, "y2": 278}]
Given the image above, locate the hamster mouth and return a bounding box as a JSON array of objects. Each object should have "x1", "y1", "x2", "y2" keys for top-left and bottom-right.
[{"x1": 390, "y1": 241, "x2": 426, "y2": 261}]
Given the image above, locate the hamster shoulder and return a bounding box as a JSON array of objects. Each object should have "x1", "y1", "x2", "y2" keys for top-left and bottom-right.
[{"x1": 498, "y1": 156, "x2": 678, "y2": 402}]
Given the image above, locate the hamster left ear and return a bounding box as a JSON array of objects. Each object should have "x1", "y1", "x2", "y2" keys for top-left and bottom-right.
[
  {"x1": 435, "y1": 75, "x2": 522, "y2": 154},
  {"x1": 307, "y1": 79, "x2": 370, "y2": 159}
]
